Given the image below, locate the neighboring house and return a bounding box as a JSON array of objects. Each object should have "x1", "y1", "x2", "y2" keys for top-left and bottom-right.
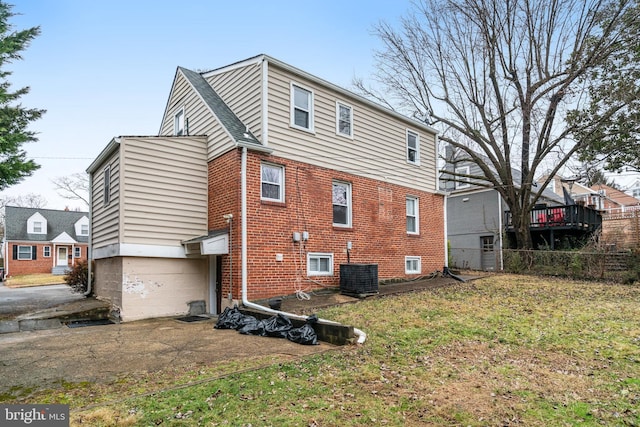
[
  {"x1": 541, "y1": 174, "x2": 606, "y2": 210},
  {"x1": 2, "y1": 206, "x2": 89, "y2": 277},
  {"x1": 589, "y1": 183, "x2": 640, "y2": 213},
  {"x1": 87, "y1": 54, "x2": 445, "y2": 322},
  {"x1": 441, "y1": 151, "x2": 600, "y2": 271},
  {"x1": 624, "y1": 178, "x2": 640, "y2": 200}
]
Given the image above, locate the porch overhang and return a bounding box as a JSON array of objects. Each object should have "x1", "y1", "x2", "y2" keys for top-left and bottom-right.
[{"x1": 182, "y1": 228, "x2": 229, "y2": 256}]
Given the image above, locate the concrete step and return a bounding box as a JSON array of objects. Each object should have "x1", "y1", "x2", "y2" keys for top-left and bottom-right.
[{"x1": 0, "y1": 298, "x2": 112, "y2": 334}]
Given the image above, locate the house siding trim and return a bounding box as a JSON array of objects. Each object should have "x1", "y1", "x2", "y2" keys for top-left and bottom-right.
[{"x1": 92, "y1": 243, "x2": 188, "y2": 260}]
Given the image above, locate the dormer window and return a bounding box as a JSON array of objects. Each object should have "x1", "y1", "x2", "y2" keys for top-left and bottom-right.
[
  {"x1": 27, "y1": 212, "x2": 47, "y2": 234},
  {"x1": 75, "y1": 216, "x2": 90, "y2": 236}
]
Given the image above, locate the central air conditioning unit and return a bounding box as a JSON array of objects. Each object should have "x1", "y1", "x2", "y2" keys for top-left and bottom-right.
[{"x1": 339, "y1": 263, "x2": 379, "y2": 298}]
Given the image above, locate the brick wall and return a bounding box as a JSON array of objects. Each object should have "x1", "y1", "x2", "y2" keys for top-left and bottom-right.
[
  {"x1": 6, "y1": 243, "x2": 88, "y2": 276},
  {"x1": 208, "y1": 149, "x2": 445, "y2": 301}
]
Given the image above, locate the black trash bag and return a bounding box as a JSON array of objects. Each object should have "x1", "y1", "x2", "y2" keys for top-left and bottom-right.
[
  {"x1": 262, "y1": 313, "x2": 293, "y2": 338},
  {"x1": 214, "y1": 305, "x2": 245, "y2": 329},
  {"x1": 237, "y1": 315, "x2": 265, "y2": 336},
  {"x1": 286, "y1": 314, "x2": 319, "y2": 345}
]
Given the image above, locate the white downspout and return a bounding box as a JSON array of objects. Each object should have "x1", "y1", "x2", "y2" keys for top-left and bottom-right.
[
  {"x1": 239, "y1": 146, "x2": 366, "y2": 344},
  {"x1": 443, "y1": 192, "x2": 448, "y2": 268}
]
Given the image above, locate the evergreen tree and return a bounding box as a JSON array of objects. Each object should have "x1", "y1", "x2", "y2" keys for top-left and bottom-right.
[{"x1": 0, "y1": 1, "x2": 44, "y2": 190}]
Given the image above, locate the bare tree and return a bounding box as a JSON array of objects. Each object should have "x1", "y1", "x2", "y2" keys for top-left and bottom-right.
[
  {"x1": 357, "y1": 0, "x2": 637, "y2": 249},
  {"x1": 52, "y1": 172, "x2": 89, "y2": 208},
  {"x1": 0, "y1": 193, "x2": 47, "y2": 209}
]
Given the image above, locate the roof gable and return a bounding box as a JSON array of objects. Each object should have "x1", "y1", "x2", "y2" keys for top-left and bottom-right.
[{"x1": 591, "y1": 184, "x2": 640, "y2": 207}]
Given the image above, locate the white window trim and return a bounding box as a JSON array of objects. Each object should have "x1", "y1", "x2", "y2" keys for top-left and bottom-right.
[
  {"x1": 406, "y1": 196, "x2": 419, "y2": 235},
  {"x1": 455, "y1": 166, "x2": 471, "y2": 189},
  {"x1": 18, "y1": 245, "x2": 33, "y2": 260},
  {"x1": 260, "y1": 163, "x2": 285, "y2": 203},
  {"x1": 74, "y1": 247, "x2": 81, "y2": 258},
  {"x1": 43, "y1": 246, "x2": 51, "y2": 258},
  {"x1": 174, "y1": 107, "x2": 185, "y2": 136},
  {"x1": 405, "y1": 256, "x2": 422, "y2": 274},
  {"x1": 332, "y1": 181, "x2": 352, "y2": 228},
  {"x1": 335, "y1": 101, "x2": 353, "y2": 138},
  {"x1": 406, "y1": 129, "x2": 420, "y2": 165},
  {"x1": 80, "y1": 224, "x2": 89, "y2": 236},
  {"x1": 290, "y1": 82, "x2": 314, "y2": 133},
  {"x1": 307, "y1": 252, "x2": 334, "y2": 276}
]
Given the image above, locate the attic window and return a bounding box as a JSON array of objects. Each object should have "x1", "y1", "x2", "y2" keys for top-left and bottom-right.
[
  {"x1": 291, "y1": 83, "x2": 314, "y2": 132},
  {"x1": 406, "y1": 130, "x2": 420, "y2": 165},
  {"x1": 103, "y1": 166, "x2": 111, "y2": 205},
  {"x1": 174, "y1": 108, "x2": 185, "y2": 136},
  {"x1": 455, "y1": 166, "x2": 471, "y2": 189},
  {"x1": 33, "y1": 221, "x2": 43, "y2": 233}
]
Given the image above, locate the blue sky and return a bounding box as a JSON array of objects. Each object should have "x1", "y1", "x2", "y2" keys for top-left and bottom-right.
[{"x1": 4, "y1": 0, "x2": 411, "y2": 210}]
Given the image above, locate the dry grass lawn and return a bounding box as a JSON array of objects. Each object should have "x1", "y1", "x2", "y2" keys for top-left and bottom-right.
[
  {"x1": 4, "y1": 274, "x2": 638, "y2": 426},
  {"x1": 4, "y1": 273, "x2": 66, "y2": 288}
]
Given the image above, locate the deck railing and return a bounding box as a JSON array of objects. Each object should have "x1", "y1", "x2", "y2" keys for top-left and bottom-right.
[{"x1": 505, "y1": 204, "x2": 602, "y2": 231}]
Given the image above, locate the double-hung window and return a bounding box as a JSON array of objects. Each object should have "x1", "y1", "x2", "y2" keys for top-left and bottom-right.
[
  {"x1": 307, "y1": 253, "x2": 333, "y2": 276},
  {"x1": 405, "y1": 256, "x2": 422, "y2": 274},
  {"x1": 18, "y1": 246, "x2": 33, "y2": 260},
  {"x1": 406, "y1": 196, "x2": 419, "y2": 234},
  {"x1": 407, "y1": 130, "x2": 420, "y2": 165},
  {"x1": 43, "y1": 246, "x2": 51, "y2": 257},
  {"x1": 33, "y1": 221, "x2": 43, "y2": 233},
  {"x1": 261, "y1": 163, "x2": 285, "y2": 202},
  {"x1": 332, "y1": 181, "x2": 352, "y2": 227},
  {"x1": 74, "y1": 247, "x2": 82, "y2": 258},
  {"x1": 336, "y1": 101, "x2": 353, "y2": 138},
  {"x1": 80, "y1": 224, "x2": 89, "y2": 235},
  {"x1": 291, "y1": 83, "x2": 313, "y2": 131}
]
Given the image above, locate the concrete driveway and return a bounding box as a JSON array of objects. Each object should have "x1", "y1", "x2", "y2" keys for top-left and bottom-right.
[
  {"x1": 0, "y1": 316, "x2": 336, "y2": 395},
  {"x1": 0, "y1": 282, "x2": 84, "y2": 317}
]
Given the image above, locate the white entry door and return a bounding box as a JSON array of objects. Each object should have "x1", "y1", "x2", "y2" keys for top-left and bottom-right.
[{"x1": 57, "y1": 247, "x2": 68, "y2": 267}]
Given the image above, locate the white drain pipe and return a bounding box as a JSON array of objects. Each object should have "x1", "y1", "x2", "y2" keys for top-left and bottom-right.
[{"x1": 238, "y1": 146, "x2": 366, "y2": 344}]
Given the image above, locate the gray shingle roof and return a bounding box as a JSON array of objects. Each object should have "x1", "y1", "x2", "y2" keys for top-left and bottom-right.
[
  {"x1": 4, "y1": 206, "x2": 89, "y2": 243},
  {"x1": 178, "y1": 67, "x2": 263, "y2": 149}
]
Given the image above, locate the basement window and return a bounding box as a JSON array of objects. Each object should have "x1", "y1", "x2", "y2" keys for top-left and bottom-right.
[
  {"x1": 405, "y1": 256, "x2": 421, "y2": 274},
  {"x1": 307, "y1": 253, "x2": 333, "y2": 276}
]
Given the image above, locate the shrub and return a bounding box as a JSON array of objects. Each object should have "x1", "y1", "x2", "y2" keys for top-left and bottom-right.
[{"x1": 64, "y1": 260, "x2": 93, "y2": 294}]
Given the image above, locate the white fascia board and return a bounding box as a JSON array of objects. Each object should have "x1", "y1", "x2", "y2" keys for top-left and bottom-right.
[{"x1": 51, "y1": 232, "x2": 77, "y2": 244}]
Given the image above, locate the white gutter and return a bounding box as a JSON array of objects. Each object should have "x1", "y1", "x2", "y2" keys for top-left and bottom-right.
[{"x1": 239, "y1": 146, "x2": 366, "y2": 344}]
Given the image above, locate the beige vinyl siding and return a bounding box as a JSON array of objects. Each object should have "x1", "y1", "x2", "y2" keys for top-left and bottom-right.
[
  {"x1": 160, "y1": 71, "x2": 235, "y2": 161},
  {"x1": 206, "y1": 62, "x2": 262, "y2": 140},
  {"x1": 266, "y1": 64, "x2": 438, "y2": 193},
  {"x1": 120, "y1": 136, "x2": 208, "y2": 246},
  {"x1": 91, "y1": 149, "x2": 121, "y2": 249}
]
